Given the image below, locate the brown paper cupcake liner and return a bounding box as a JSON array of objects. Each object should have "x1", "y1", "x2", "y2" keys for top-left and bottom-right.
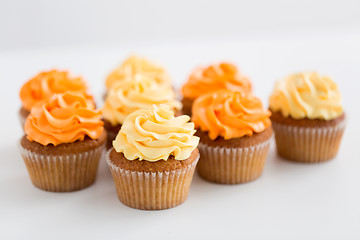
[
  {"x1": 272, "y1": 120, "x2": 346, "y2": 163},
  {"x1": 106, "y1": 150, "x2": 199, "y2": 210},
  {"x1": 19, "y1": 142, "x2": 105, "y2": 192},
  {"x1": 197, "y1": 139, "x2": 272, "y2": 184}
]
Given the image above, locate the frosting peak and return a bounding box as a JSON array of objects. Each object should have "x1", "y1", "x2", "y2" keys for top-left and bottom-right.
[
  {"x1": 192, "y1": 90, "x2": 271, "y2": 140},
  {"x1": 181, "y1": 62, "x2": 252, "y2": 100},
  {"x1": 20, "y1": 70, "x2": 90, "y2": 111},
  {"x1": 113, "y1": 105, "x2": 199, "y2": 161},
  {"x1": 103, "y1": 74, "x2": 181, "y2": 126},
  {"x1": 269, "y1": 72, "x2": 343, "y2": 120},
  {"x1": 105, "y1": 55, "x2": 171, "y2": 89},
  {"x1": 25, "y1": 92, "x2": 104, "y2": 146}
]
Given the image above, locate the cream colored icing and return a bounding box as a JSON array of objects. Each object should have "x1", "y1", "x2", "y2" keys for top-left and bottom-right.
[
  {"x1": 113, "y1": 105, "x2": 199, "y2": 161},
  {"x1": 105, "y1": 55, "x2": 171, "y2": 89},
  {"x1": 102, "y1": 74, "x2": 181, "y2": 126},
  {"x1": 269, "y1": 72, "x2": 343, "y2": 120}
]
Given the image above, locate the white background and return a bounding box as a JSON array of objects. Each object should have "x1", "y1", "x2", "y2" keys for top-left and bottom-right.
[{"x1": 1, "y1": 0, "x2": 360, "y2": 239}]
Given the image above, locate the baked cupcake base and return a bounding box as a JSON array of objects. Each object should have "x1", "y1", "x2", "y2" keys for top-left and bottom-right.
[
  {"x1": 19, "y1": 131, "x2": 107, "y2": 192},
  {"x1": 196, "y1": 127, "x2": 273, "y2": 184},
  {"x1": 19, "y1": 107, "x2": 30, "y2": 128},
  {"x1": 103, "y1": 119, "x2": 122, "y2": 149},
  {"x1": 106, "y1": 148, "x2": 199, "y2": 210},
  {"x1": 271, "y1": 111, "x2": 346, "y2": 163},
  {"x1": 181, "y1": 97, "x2": 194, "y2": 116}
]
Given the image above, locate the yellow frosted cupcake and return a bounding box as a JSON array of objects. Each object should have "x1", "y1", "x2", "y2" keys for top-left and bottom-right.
[
  {"x1": 181, "y1": 62, "x2": 252, "y2": 116},
  {"x1": 106, "y1": 105, "x2": 199, "y2": 210},
  {"x1": 105, "y1": 55, "x2": 171, "y2": 91},
  {"x1": 102, "y1": 74, "x2": 181, "y2": 148},
  {"x1": 269, "y1": 72, "x2": 346, "y2": 163}
]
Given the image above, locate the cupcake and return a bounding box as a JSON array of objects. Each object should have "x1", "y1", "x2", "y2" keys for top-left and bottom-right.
[
  {"x1": 19, "y1": 69, "x2": 91, "y2": 127},
  {"x1": 269, "y1": 72, "x2": 346, "y2": 163},
  {"x1": 106, "y1": 104, "x2": 199, "y2": 210},
  {"x1": 181, "y1": 62, "x2": 252, "y2": 116},
  {"x1": 105, "y1": 55, "x2": 171, "y2": 91},
  {"x1": 102, "y1": 74, "x2": 181, "y2": 149},
  {"x1": 192, "y1": 90, "x2": 273, "y2": 184},
  {"x1": 19, "y1": 92, "x2": 106, "y2": 192}
]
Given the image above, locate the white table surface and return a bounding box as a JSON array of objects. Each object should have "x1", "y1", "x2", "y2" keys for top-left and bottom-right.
[{"x1": 1, "y1": 33, "x2": 360, "y2": 239}]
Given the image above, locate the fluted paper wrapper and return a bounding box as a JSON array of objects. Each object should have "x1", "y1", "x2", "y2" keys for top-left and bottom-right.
[
  {"x1": 197, "y1": 139, "x2": 271, "y2": 184},
  {"x1": 19, "y1": 143, "x2": 105, "y2": 192},
  {"x1": 272, "y1": 121, "x2": 346, "y2": 163},
  {"x1": 106, "y1": 150, "x2": 199, "y2": 210}
]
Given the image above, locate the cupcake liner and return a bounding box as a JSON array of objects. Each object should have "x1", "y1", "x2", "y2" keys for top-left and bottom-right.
[
  {"x1": 19, "y1": 142, "x2": 105, "y2": 192},
  {"x1": 106, "y1": 149, "x2": 199, "y2": 210},
  {"x1": 272, "y1": 120, "x2": 346, "y2": 163},
  {"x1": 197, "y1": 139, "x2": 272, "y2": 184}
]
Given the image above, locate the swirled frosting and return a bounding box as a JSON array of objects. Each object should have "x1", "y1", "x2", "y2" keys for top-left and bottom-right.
[
  {"x1": 113, "y1": 105, "x2": 199, "y2": 161},
  {"x1": 20, "y1": 70, "x2": 90, "y2": 111},
  {"x1": 269, "y1": 72, "x2": 343, "y2": 120},
  {"x1": 181, "y1": 62, "x2": 252, "y2": 100},
  {"x1": 105, "y1": 55, "x2": 171, "y2": 89},
  {"x1": 192, "y1": 90, "x2": 271, "y2": 140},
  {"x1": 25, "y1": 92, "x2": 104, "y2": 146},
  {"x1": 103, "y1": 75, "x2": 182, "y2": 126}
]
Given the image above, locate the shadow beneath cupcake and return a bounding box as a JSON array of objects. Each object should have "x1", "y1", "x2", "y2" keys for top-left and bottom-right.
[
  {"x1": 265, "y1": 141, "x2": 339, "y2": 181},
  {"x1": 97, "y1": 152, "x2": 113, "y2": 179},
  {"x1": 189, "y1": 167, "x2": 262, "y2": 195}
]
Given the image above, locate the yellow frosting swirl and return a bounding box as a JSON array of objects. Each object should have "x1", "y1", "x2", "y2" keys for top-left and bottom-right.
[
  {"x1": 105, "y1": 55, "x2": 171, "y2": 89},
  {"x1": 269, "y1": 72, "x2": 343, "y2": 120},
  {"x1": 113, "y1": 105, "x2": 199, "y2": 161},
  {"x1": 103, "y1": 75, "x2": 181, "y2": 126}
]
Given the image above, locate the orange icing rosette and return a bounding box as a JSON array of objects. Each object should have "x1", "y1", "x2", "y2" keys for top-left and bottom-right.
[
  {"x1": 192, "y1": 90, "x2": 271, "y2": 140},
  {"x1": 182, "y1": 62, "x2": 252, "y2": 100},
  {"x1": 20, "y1": 69, "x2": 90, "y2": 111},
  {"x1": 24, "y1": 92, "x2": 104, "y2": 146},
  {"x1": 105, "y1": 56, "x2": 171, "y2": 89}
]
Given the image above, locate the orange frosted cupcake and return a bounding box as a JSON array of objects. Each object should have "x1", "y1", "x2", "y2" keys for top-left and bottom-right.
[
  {"x1": 269, "y1": 72, "x2": 346, "y2": 163},
  {"x1": 19, "y1": 69, "x2": 91, "y2": 127},
  {"x1": 105, "y1": 55, "x2": 171, "y2": 91},
  {"x1": 181, "y1": 62, "x2": 252, "y2": 116},
  {"x1": 19, "y1": 92, "x2": 106, "y2": 192},
  {"x1": 102, "y1": 74, "x2": 181, "y2": 149},
  {"x1": 106, "y1": 105, "x2": 199, "y2": 210},
  {"x1": 192, "y1": 90, "x2": 272, "y2": 184}
]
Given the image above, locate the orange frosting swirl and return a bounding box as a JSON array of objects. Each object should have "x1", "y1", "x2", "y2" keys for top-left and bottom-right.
[
  {"x1": 192, "y1": 90, "x2": 271, "y2": 140},
  {"x1": 182, "y1": 62, "x2": 252, "y2": 100},
  {"x1": 24, "y1": 92, "x2": 104, "y2": 146},
  {"x1": 20, "y1": 70, "x2": 90, "y2": 111}
]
